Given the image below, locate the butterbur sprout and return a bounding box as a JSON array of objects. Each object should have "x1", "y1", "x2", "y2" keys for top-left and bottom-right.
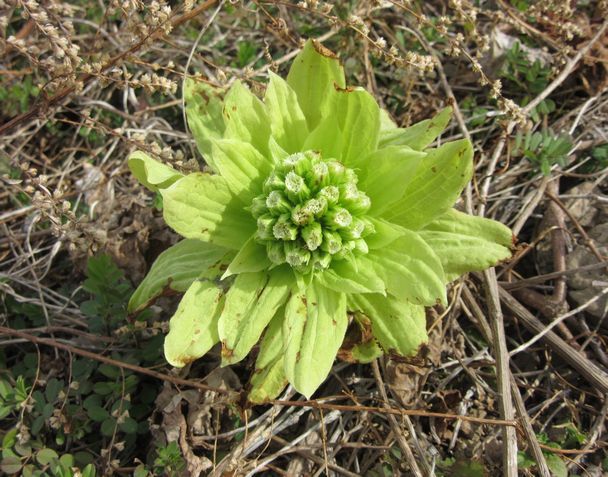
[{"x1": 126, "y1": 40, "x2": 513, "y2": 402}]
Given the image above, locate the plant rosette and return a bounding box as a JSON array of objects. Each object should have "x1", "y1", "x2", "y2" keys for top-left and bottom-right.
[{"x1": 126, "y1": 40, "x2": 513, "y2": 402}]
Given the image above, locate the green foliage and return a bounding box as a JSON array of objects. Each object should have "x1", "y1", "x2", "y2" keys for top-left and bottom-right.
[
  {"x1": 0, "y1": 254, "x2": 166, "y2": 475},
  {"x1": 0, "y1": 376, "x2": 29, "y2": 419},
  {"x1": 579, "y1": 143, "x2": 608, "y2": 173},
  {"x1": 518, "y1": 429, "x2": 583, "y2": 477},
  {"x1": 80, "y1": 255, "x2": 133, "y2": 333},
  {"x1": 128, "y1": 39, "x2": 513, "y2": 402},
  {"x1": 502, "y1": 42, "x2": 551, "y2": 95},
  {"x1": 236, "y1": 41, "x2": 258, "y2": 68},
  {"x1": 513, "y1": 129, "x2": 572, "y2": 175},
  {"x1": 0, "y1": 76, "x2": 39, "y2": 117},
  {"x1": 500, "y1": 41, "x2": 557, "y2": 122}
]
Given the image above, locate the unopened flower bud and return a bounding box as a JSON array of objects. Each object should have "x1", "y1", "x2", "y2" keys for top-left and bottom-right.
[
  {"x1": 257, "y1": 214, "x2": 276, "y2": 240},
  {"x1": 291, "y1": 204, "x2": 313, "y2": 226},
  {"x1": 342, "y1": 217, "x2": 365, "y2": 240},
  {"x1": 284, "y1": 171, "x2": 310, "y2": 202},
  {"x1": 302, "y1": 222, "x2": 323, "y2": 251},
  {"x1": 318, "y1": 186, "x2": 339, "y2": 205},
  {"x1": 284, "y1": 242, "x2": 311, "y2": 268},
  {"x1": 324, "y1": 207, "x2": 352, "y2": 229},
  {"x1": 250, "y1": 195, "x2": 268, "y2": 218},
  {"x1": 266, "y1": 242, "x2": 286, "y2": 264},
  {"x1": 266, "y1": 190, "x2": 291, "y2": 214},
  {"x1": 263, "y1": 172, "x2": 285, "y2": 193},
  {"x1": 273, "y1": 214, "x2": 298, "y2": 241},
  {"x1": 321, "y1": 230, "x2": 342, "y2": 254}
]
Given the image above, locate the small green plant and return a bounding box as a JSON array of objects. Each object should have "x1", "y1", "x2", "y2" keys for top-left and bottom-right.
[
  {"x1": 579, "y1": 143, "x2": 608, "y2": 173},
  {"x1": 126, "y1": 39, "x2": 513, "y2": 402},
  {"x1": 0, "y1": 76, "x2": 40, "y2": 117},
  {"x1": 513, "y1": 129, "x2": 572, "y2": 175},
  {"x1": 80, "y1": 255, "x2": 133, "y2": 334},
  {"x1": 500, "y1": 41, "x2": 556, "y2": 122},
  {"x1": 235, "y1": 41, "x2": 258, "y2": 68}
]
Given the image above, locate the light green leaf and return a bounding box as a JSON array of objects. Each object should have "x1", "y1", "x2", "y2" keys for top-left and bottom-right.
[
  {"x1": 248, "y1": 312, "x2": 288, "y2": 403},
  {"x1": 349, "y1": 294, "x2": 427, "y2": 356},
  {"x1": 318, "y1": 257, "x2": 385, "y2": 294},
  {"x1": 128, "y1": 239, "x2": 227, "y2": 313},
  {"x1": 268, "y1": 136, "x2": 289, "y2": 162},
  {"x1": 379, "y1": 107, "x2": 452, "y2": 151},
  {"x1": 419, "y1": 208, "x2": 513, "y2": 281},
  {"x1": 223, "y1": 235, "x2": 271, "y2": 278},
  {"x1": 218, "y1": 268, "x2": 293, "y2": 365},
  {"x1": 383, "y1": 138, "x2": 473, "y2": 230},
  {"x1": 423, "y1": 208, "x2": 513, "y2": 247},
  {"x1": 161, "y1": 173, "x2": 255, "y2": 250},
  {"x1": 363, "y1": 223, "x2": 446, "y2": 305},
  {"x1": 128, "y1": 151, "x2": 183, "y2": 192},
  {"x1": 223, "y1": 80, "x2": 271, "y2": 156},
  {"x1": 164, "y1": 280, "x2": 223, "y2": 367},
  {"x1": 303, "y1": 87, "x2": 380, "y2": 164},
  {"x1": 379, "y1": 108, "x2": 398, "y2": 132},
  {"x1": 286, "y1": 39, "x2": 345, "y2": 131},
  {"x1": 264, "y1": 72, "x2": 309, "y2": 154},
  {"x1": 544, "y1": 453, "x2": 567, "y2": 477},
  {"x1": 357, "y1": 146, "x2": 425, "y2": 215},
  {"x1": 302, "y1": 112, "x2": 342, "y2": 160},
  {"x1": 350, "y1": 339, "x2": 383, "y2": 363},
  {"x1": 365, "y1": 217, "x2": 405, "y2": 250},
  {"x1": 334, "y1": 87, "x2": 380, "y2": 165},
  {"x1": 184, "y1": 78, "x2": 225, "y2": 165},
  {"x1": 283, "y1": 281, "x2": 347, "y2": 398},
  {"x1": 211, "y1": 139, "x2": 274, "y2": 203}
]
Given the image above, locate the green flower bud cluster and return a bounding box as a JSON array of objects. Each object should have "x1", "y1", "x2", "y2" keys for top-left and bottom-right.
[{"x1": 250, "y1": 151, "x2": 374, "y2": 273}]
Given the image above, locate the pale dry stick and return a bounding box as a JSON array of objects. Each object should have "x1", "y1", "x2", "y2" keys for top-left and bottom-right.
[
  {"x1": 271, "y1": 435, "x2": 361, "y2": 477},
  {"x1": 500, "y1": 262, "x2": 608, "y2": 290},
  {"x1": 568, "y1": 95, "x2": 600, "y2": 135},
  {"x1": 509, "y1": 287, "x2": 608, "y2": 358},
  {"x1": 370, "y1": 360, "x2": 426, "y2": 477},
  {"x1": 243, "y1": 410, "x2": 342, "y2": 477},
  {"x1": 511, "y1": 176, "x2": 549, "y2": 236},
  {"x1": 481, "y1": 268, "x2": 518, "y2": 477},
  {"x1": 461, "y1": 285, "x2": 551, "y2": 477},
  {"x1": 545, "y1": 190, "x2": 607, "y2": 264},
  {"x1": 498, "y1": 288, "x2": 608, "y2": 394},
  {"x1": 212, "y1": 405, "x2": 311, "y2": 476}
]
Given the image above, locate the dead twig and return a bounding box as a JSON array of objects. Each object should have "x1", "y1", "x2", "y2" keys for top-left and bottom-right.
[
  {"x1": 371, "y1": 360, "x2": 426, "y2": 477},
  {"x1": 498, "y1": 289, "x2": 608, "y2": 394}
]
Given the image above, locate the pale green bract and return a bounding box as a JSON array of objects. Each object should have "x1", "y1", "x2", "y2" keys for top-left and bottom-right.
[{"x1": 126, "y1": 40, "x2": 514, "y2": 402}]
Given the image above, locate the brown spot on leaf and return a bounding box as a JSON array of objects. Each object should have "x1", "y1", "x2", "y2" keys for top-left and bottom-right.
[
  {"x1": 311, "y1": 39, "x2": 338, "y2": 59},
  {"x1": 221, "y1": 341, "x2": 234, "y2": 358},
  {"x1": 431, "y1": 166, "x2": 437, "y2": 173},
  {"x1": 296, "y1": 351, "x2": 301, "y2": 363},
  {"x1": 334, "y1": 84, "x2": 355, "y2": 93}
]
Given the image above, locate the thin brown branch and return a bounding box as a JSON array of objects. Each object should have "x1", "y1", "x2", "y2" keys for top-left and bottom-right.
[{"x1": 0, "y1": 326, "x2": 234, "y2": 396}]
